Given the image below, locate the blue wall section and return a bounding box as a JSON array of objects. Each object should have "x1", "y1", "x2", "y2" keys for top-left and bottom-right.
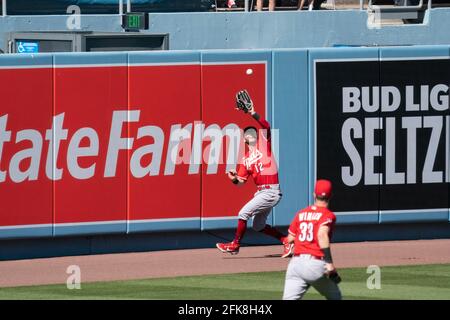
[{"x1": 272, "y1": 49, "x2": 309, "y2": 227}]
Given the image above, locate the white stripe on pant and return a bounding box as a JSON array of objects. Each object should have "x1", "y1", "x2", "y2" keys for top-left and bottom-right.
[{"x1": 283, "y1": 255, "x2": 342, "y2": 300}]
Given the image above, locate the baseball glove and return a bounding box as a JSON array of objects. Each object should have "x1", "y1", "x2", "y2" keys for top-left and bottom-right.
[
  {"x1": 329, "y1": 271, "x2": 342, "y2": 284},
  {"x1": 235, "y1": 89, "x2": 253, "y2": 113}
]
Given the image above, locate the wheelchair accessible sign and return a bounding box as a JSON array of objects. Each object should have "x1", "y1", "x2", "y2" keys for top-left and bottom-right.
[{"x1": 16, "y1": 41, "x2": 39, "y2": 54}]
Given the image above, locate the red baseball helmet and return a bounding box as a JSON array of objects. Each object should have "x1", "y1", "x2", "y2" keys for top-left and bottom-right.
[{"x1": 315, "y1": 179, "x2": 332, "y2": 198}]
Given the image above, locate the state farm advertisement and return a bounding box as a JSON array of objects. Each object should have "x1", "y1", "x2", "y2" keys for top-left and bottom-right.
[{"x1": 0, "y1": 61, "x2": 267, "y2": 231}]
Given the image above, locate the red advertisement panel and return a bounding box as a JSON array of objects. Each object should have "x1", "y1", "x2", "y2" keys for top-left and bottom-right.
[
  {"x1": 128, "y1": 65, "x2": 202, "y2": 220},
  {"x1": 53, "y1": 66, "x2": 128, "y2": 224},
  {"x1": 0, "y1": 61, "x2": 267, "y2": 231},
  {"x1": 0, "y1": 68, "x2": 53, "y2": 226}
]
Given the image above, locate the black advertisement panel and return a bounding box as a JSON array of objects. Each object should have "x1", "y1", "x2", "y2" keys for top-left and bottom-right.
[{"x1": 315, "y1": 58, "x2": 450, "y2": 213}]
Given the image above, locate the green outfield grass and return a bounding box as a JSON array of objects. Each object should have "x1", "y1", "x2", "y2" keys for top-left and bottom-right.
[{"x1": 0, "y1": 264, "x2": 449, "y2": 300}]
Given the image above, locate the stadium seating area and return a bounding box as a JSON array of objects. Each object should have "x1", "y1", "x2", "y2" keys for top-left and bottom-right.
[
  {"x1": 0, "y1": 0, "x2": 449, "y2": 15},
  {"x1": 1, "y1": 0, "x2": 216, "y2": 15}
]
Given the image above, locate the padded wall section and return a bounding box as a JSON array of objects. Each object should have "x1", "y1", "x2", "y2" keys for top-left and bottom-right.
[
  {"x1": 0, "y1": 54, "x2": 53, "y2": 239},
  {"x1": 378, "y1": 46, "x2": 450, "y2": 223},
  {"x1": 272, "y1": 50, "x2": 309, "y2": 227},
  {"x1": 309, "y1": 48, "x2": 381, "y2": 224},
  {"x1": 127, "y1": 52, "x2": 202, "y2": 232},
  {"x1": 53, "y1": 53, "x2": 128, "y2": 236}
]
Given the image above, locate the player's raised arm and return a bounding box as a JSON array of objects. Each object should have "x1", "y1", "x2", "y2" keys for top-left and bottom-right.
[
  {"x1": 234, "y1": 89, "x2": 271, "y2": 140},
  {"x1": 250, "y1": 111, "x2": 271, "y2": 140}
]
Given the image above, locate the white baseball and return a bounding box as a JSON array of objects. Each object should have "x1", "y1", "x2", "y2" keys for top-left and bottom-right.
[{"x1": 246, "y1": 68, "x2": 253, "y2": 75}]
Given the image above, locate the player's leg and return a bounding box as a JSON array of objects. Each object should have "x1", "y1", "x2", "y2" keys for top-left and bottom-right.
[
  {"x1": 216, "y1": 216, "x2": 246, "y2": 254},
  {"x1": 216, "y1": 191, "x2": 273, "y2": 254},
  {"x1": 241, "y1": 189, "x2": 281, "y2": 225},
  {"x1": 251, "y1": 190, "x2": 292, "y2": 257},
  {"x1": 252, "y1": 193, "x2": 284, "y2": 239},
  {"x1": 312, "y1": 277, "x2": 342, "y2": 300},
  {"x1": 269, "y1": 0, "x2": 275, "y2": 11},
  {"x1": 282, "y1": 258, "x2": 310, "y2": 300},
  {"x1": 253, "y1": 209, "x2": 284, "y2": 240}
]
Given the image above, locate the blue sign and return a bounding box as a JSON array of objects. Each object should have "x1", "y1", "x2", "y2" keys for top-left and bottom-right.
[{"x1": 16, "y1": 41, "x2": 40, "y2": 54}]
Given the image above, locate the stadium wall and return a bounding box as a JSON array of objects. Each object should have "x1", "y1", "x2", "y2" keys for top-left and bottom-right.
[
  {"x1": 2, "y1": 9, "x2": 450, "y2": 52},
  {"x1": 0, "y1": 45, "x2": 449, "y2": 259}
]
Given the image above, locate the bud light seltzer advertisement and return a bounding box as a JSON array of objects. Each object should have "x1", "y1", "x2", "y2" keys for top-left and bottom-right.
[{"x1": 315, "y1": 58, "x2": 450, "y2": 213}]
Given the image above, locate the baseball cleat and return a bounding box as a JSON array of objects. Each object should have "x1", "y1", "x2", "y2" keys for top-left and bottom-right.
[
  {"x1": 281, "y1": 241, "x2": 294, "y2": 258},
  {"x1": 216, "y1": 241, "x2": 240, "y2": 255}
]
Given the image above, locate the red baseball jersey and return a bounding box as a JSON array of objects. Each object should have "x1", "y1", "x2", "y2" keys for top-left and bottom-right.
[
  {"x1": 288, "y1": 205, "x2": 336, "y2": 257},
  {"x1": 236, "y1": 117, "x2": 279, "y2": 186}
]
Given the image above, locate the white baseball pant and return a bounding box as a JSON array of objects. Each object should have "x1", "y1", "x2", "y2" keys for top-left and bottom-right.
[
  {"x1": 238, "y1": 187, "x2": 281, "y2": 231},
  {"x1": 283, "y1": 255, "x2": 342, "y2": 300}
]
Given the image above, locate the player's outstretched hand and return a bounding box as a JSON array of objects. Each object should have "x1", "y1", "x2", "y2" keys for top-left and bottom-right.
[
  {"x1": 227, "y1": 170, "x2": 237, "y2": 180},
  {"x1": 325, "y1": 263, "x2": 336, "y2": 275},
  {"x1": 328, "y1": 271, "x2": 342, "y2": 284},
  {"x1": 325, "y1": 263, "x2": 341, "y2": 284}
]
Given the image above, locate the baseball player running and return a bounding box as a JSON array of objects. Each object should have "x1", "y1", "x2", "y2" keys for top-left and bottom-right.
[
  {"x1": 216, "y1": 90, "x2": 293, "y2": 258},
  {"x1": 282, "y1": 179, "x2": 342, "y2": 300}
]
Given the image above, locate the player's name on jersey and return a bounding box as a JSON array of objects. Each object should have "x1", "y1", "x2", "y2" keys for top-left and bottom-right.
[
  {"x1": 244, "y1": 149, "x2": 263, "y2": 168},
  {"x1": 298, "y1": 211, "x2": 323, "y2": 221},
  {"x1": 0, "y1": 110, "x2": 255, "y2": 184}
]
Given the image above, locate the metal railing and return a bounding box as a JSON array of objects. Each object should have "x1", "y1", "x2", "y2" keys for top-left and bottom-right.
[
  {"x1": 368, "y1": 0, "x2": 426, "y2": 11},
  {"x1": 0, "y1": 0, "x2": 435, "y2": 16},
  {"x1": 359, "y1": 0, "x2": 432, "y2": 11},
  {"x1": 2, "y1": 0, "x2": 6, "y2": 17},
  {"x1": 119, "y1": 0, "x2": 132, "y2": 15}
]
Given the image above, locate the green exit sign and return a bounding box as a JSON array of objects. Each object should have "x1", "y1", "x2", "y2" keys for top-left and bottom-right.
[{"x1": 122, "y1": 12, "x2": 149, "y2": 31}]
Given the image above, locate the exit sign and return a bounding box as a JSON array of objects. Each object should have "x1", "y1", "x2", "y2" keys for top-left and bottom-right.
[{"x1": 122, "y1": 12, "x2": 149, "y2": 31}]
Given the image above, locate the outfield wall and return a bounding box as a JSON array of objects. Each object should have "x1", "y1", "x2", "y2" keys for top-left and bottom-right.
[
  {"x1": 2, "y1": 9, "x2": 450, "y2": 52},
  {"x1": 0, "y1": 45, "x2": 449, "y2": 245}
]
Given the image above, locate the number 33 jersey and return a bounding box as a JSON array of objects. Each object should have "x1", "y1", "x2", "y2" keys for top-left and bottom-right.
[{"x1": 288, "y1": 205, "x2": 337, "y2": 258}]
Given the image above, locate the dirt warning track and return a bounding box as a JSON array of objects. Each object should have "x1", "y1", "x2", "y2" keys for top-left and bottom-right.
[{"x1": 0, "y1": 239, "x2": 449, "y2": 288}]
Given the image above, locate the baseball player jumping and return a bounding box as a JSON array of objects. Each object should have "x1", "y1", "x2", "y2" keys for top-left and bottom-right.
[
  {"x1": 282, "y1": 179, "x2": 342, "y2": 300},
  {"x1": 216, "y1": 90, "x2": 293, "y2": 258}
]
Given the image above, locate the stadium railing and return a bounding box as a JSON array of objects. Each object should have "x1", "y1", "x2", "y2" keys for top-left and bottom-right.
[{"x1": 368, "y1": 0, "x2": 432, "y2": 21}]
